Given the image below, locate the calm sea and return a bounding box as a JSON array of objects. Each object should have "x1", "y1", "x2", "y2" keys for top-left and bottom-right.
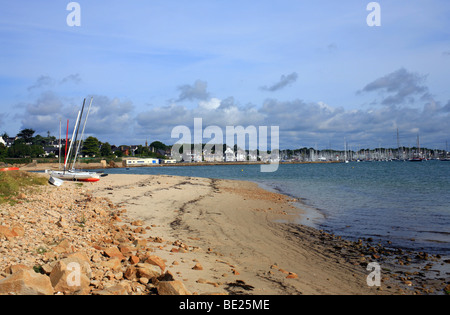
[{"x1": 97, "y1": 161, "x2": 450, "y2": 255}]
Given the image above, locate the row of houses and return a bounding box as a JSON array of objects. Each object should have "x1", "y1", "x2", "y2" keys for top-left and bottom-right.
[{"x1": 176, "y1": 147, "x2": 280, "y2": 163}]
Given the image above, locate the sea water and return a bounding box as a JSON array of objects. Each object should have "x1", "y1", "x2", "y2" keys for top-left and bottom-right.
[{"x1": 99, "y1": 161, "x2": 450, "y2": 255}]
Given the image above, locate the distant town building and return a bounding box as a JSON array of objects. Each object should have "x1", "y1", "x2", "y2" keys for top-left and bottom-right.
[{"x1": 124, "y1": 158, "x2": 160, "y2": 166}]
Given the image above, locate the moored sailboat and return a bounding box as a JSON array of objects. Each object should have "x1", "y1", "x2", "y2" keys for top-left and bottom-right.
[
  {"x1": 408, "y1": 135, "x2": 424, "y2": 162},
  {"x1": 441, "y1": 141, "x2": 450, "y2": 161}
]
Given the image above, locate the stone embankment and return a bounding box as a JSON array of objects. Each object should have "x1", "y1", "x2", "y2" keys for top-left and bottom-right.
[{"x1": 0, "y1": 182, "x2": 190, "y2": 295}]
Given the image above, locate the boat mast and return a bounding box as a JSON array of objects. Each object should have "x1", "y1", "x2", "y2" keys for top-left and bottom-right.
[
  {"x1": 69, "y1": 99, "x2": 86, "y2": 170},
  {"x1": 446, "y1": 140, "x2": 448, "y2": 159},
  {"x1": 417, "y1": 135, "x2": 421, "y2": 159},
  {"x1": 64, "y1": 110, "x2": 82, "y2": 171},
  {"x1": 72, "y1": 97, "x2": 93, "y2": 170},
  {"x1": 344, "y1": 137, "x2": 348, "y2": 162},
  {"x1": 64, "y1": 120, "x2": 69, "y2": 170},
  {"x1": 58, "y1": 119, "x2": 62, "y2": 170}
]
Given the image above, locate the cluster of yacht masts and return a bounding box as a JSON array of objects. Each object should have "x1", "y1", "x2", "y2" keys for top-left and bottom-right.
[{"x1": 283, "y1": 135, "x2": 449, "y2": 163}]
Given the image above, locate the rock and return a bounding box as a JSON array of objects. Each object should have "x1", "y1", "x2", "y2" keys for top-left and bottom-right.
[
  {"x1": 5, "y1": 264, "x2": 30, "y2": 275},
  {"x1": 286, "y1": 272, "x2": 299, "y2": 279},
  {"x1": 101, "y1": 257, "x2": 122, "y2": 271},
  {"x1": 56, "y1": 217, "x2": 69, "y2": 229},
  {"x1": 157, "y1": 281, "x2": 191, "y2": 295},
  {"x1": 119, "y1": 245, "x2": 133, "y2": 256},
  {"x1": 0, "y1": 225, "x2": 17, "y2": 240},
  {"x1": 92, "y1": 284, "x2": 129, "y2": 295},
  {"x1": 103, "y1": 247, "x2": 126, "y2": 261},
  {"x1": 124, "y1": 266, "x2": 137, "y2": 280},
  {"x1": 133, "y1": 239, "x2": 147, "y2": 248},
  {"x1": 158, "y1": 271, "x2": 175, "y2": 282},
  {"x1": 129, "y1": 255, "x2": 140, "y2": 265},
  {"x1": 52, "y1": 239, "x2": 72, "y2": 254},
  {"x1": 136, "y1": 263, "x2": 162, "y2": 280},
  {"x1": 41, "y1": 263, "x2": 55, "y2": 275},
  {"x1": 0, "y1": 269, "x2": 54, "y2": 295},
  {"x1": 145, "y1": 255, "x2": 166, "y2": 272},
  {"x1": 131, "y1": 220, "x2": 144, "y2": 226},
  {"x1": 278, "y1": 268, "x2": 289, "y2": 274},
  {"x1": 192, "y1": 263, "x2": 203, "y2": 271},
  {"x1": 11, "y1": 225, "x2": 25, "y2": 237},
  {"x1": 139, "y1": 277, "x2": 149, "y2": 285},
  {"x1": 49, "y1": 259, "x2": 91, "y2": 295}
]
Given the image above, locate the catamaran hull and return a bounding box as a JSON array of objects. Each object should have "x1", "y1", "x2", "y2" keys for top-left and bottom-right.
[{"x1": 45, "y1": 170, "x2": 101, "y2": 182}]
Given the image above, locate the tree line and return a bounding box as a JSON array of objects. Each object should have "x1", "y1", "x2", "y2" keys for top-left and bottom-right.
[
  {"x1": 0, "y1": 128, "x2": 114, "y2": 160},
  {"x1": 0, "y1": 129, "x2": 170, "y2": 161}
]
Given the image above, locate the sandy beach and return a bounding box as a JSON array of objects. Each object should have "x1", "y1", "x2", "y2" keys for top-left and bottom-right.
[
  {"x1": 88, "y1": 174, "x2": 410, "y2": 295},
  {"x1": 1, "y1": 170, "x2": 447, "y2": 295}
]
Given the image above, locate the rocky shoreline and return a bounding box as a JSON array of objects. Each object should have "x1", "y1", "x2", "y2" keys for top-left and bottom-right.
[
  {"x1": 0, "y1": 180, "x2": 193, "y2": 295},
  {"x1": 278, "y1": 223, "x2": 450, "y2": 295}
]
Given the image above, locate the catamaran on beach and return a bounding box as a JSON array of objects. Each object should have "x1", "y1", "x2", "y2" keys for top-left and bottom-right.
[{"x1": 46, "y1": 97, "x2": 103, "y2": 185}]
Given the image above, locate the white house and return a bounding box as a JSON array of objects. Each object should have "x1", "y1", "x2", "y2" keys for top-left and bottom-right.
[
  {"x1": 224, "y1": 147, "x2": 236, "y2": 162},
  {"x1": 203, "y1": 149, "x2": 224, "y2": 162},
  {"x1": 236, "y1": 149, "x2": 247, "y2": 162}
]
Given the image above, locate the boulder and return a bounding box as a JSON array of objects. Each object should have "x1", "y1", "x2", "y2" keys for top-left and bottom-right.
[
  {"x1": 49, "y1": 259, "x2": 90, "y2": 295},
  {"x1": 124, "y1": 265, "x2": 137, "y2": 280},
  {"x1": 136, "y1": 263, "x2": 162, "y2": 280},
  {"x1": 4, "y1": 264, "x2": 29, "y2": 275},
  {"x1": 103, "y1": 247, "x2": 126, "y2": 261},
  {"x1": 157, "y1": 281, "x2": 191, "y2": 295},
  {"x1": 101, "y1": 257, "x2": 122, "y2": 271},
  {"x1": 145, "y1": 255, "x2": 166, "y2": 272},
  {"x1": 52, "y1": 239, "x2": 72, "y2": 254},
  {"x1": 0, "y1": 269, "x2": 54, "y2": 295}
]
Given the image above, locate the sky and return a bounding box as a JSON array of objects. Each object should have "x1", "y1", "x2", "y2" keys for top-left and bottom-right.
[{"x1": 0, "y1": 0, "x2": 449, "y2": 150}]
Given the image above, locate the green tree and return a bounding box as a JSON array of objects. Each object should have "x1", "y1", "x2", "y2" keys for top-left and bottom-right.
[
  {"x1": 32, "y1": 134, "x2": 46, "y2": 146},
  {"x1": 100, "y1": 142, "x2": 112, "y2": 157},
  {"x1": 17, "y1": 128, "x2": 35, "y2": 143},
  {"x1": 136, "y1": 145, "x2": 151, "y2": 157},
  {"x1": 150, "y1": 141, "x2": 167, "y2": 151},
  {"x1": 115, "y1": 150, "x2": 123, "y2": 157},
  {"x1": 0, "y1": 143, "x2": 7, "y2": 160},
  {"x1": 81, "y1": 136, "x2": 100, "y2": 157},
  {"x1": 29, "y1": 145, "x2": 44, "y2": 158},
  {"x1": 8, "y1": 140, "x2": 31, "y2": 158}
]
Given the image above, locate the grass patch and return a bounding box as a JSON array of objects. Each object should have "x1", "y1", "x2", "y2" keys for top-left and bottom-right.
[{"x1": 0, "y1": 170, "x2": 48, "y2": 204}]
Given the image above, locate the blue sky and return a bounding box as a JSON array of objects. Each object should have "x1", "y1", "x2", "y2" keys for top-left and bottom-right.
[{"x1": 0, "y1": 0, "x2": 449, "y2": 149}]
